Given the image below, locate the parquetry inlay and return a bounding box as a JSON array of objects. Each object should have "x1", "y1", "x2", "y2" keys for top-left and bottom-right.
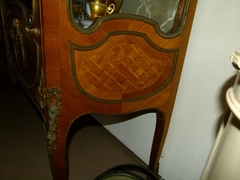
[{"x1": 72, "y1": 35, "x2": 177, "y2": 101}]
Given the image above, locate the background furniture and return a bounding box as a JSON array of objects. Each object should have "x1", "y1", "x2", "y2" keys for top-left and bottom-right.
[
  {"x1": 0, "y1": 0, "x2": 197, "y2": 179},
  {"x1": 201, "y1": 49, "x2": 240, "y2": 180}
]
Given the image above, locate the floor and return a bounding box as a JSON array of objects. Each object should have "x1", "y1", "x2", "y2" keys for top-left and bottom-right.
[{"x1": 0, "y1": 79, "x2": 147, "y2": 179}]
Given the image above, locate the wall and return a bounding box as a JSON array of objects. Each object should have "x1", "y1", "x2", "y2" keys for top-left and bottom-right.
[{"x1": 97, "y1": 1, "x2": 240, "y2": 179}]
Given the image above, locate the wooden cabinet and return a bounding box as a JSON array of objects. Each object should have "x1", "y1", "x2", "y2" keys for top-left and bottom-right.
[{"x1": 0, "y1": 0, "x2": 197, "y2": 179}]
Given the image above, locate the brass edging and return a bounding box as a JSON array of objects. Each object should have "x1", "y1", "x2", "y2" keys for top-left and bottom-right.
[{"x1": 66, "y1": 0, "x2": 190, "y2": 38}]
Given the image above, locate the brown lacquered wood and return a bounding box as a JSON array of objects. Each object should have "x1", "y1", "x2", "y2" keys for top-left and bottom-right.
[{"x1": 1, "y1": 0, "x2": 198, "y2": 179}]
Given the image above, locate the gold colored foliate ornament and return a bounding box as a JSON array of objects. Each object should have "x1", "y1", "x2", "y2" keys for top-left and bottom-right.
[{"x1": 10, "y1": 18, "x2": 26, "y2": 71}]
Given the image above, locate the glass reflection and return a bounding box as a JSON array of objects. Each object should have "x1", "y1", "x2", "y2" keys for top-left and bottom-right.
[
  {"x1": 72, "y1": 0, "x2": 181, "y2": 33},
  {"x1": 120, "y1": 0, "x2": 179, "y2": 33},
  {"x1": 72, "y1": 0, "x2": 122, "y2": 28}
]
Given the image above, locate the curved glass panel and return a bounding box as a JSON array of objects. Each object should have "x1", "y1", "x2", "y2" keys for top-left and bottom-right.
[
  {"x1": 71, "y1": 0, "x2": 186, "y2": 34},
  {"x1": 119, "y1": 0, "x2": 179, "y2": 33}
]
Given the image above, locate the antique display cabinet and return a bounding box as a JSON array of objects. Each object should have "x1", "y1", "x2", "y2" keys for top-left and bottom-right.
[{"x1": 0, "y1": 0, "x2": 197, "y2": 179}]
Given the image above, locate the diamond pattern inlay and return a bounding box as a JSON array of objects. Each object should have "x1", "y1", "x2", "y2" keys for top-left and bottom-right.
[
  {"x1": 82, "y1": 43, "x2": 166, "y2": 93},
  {"x1": 72, "y1": 35, "x2": 176, "y2": 101}
]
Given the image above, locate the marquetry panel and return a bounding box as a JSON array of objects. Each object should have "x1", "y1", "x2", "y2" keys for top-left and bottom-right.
[{"x1": 70, "y1": 33, "x2": 178, "y2": 102}]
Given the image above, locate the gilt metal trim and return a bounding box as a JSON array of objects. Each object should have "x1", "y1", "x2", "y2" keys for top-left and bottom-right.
[
  {"x1": 10, "y1": 18, "x2": 26, "y2": 72},
  {"x1": 35, "y1": 68, "x2": 46, "y2": 108},
  {"x1": 3, "y1": 0, "x2": 43, "y2": 89},
  {"x1": 45, "y1": 87, "x2": 62, "y2": 152}
]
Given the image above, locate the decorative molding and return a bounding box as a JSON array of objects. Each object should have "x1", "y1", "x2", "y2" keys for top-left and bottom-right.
[
  {"x1": 35, "y1": 67, "x2": 46, "y2": 109},
  {"x1": 35, "y1": 76, "x2": 46, "y2": 109},
  {"x1": 45, "y1": 87, "x2": 62, "y2": 152}
]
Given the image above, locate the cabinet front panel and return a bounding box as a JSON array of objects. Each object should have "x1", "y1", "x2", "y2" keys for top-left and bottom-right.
[{"x1": 5, "y1": 0, "x2": 42, "y2": 89}]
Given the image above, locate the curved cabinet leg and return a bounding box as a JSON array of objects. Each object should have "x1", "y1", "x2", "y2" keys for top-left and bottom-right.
[
  {"x1": 47, "y1": 116, "x2": 70, "y2": 180},
  {"x1": 43, "y1": 87, "x2": 69, "y2": 179},
  {"x1": 45, "y1": 108, "x2": 168, "y2": 179},
  {"x1": 149, "y1": 111, "x2": 166, "y2": 173},
  {"x1": 49, "y1": 136, "x2": 69, "y2": 180}
]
